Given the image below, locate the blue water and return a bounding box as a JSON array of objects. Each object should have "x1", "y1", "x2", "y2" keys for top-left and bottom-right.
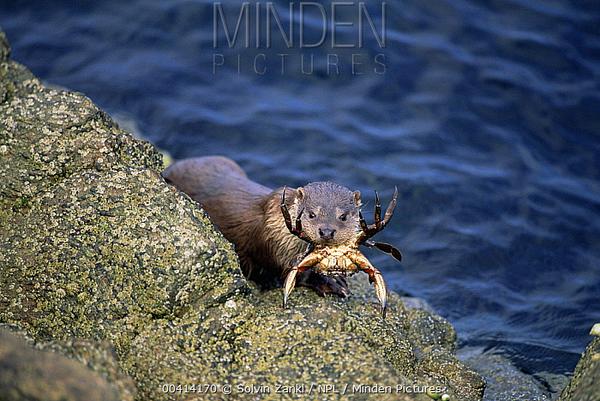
[{"x1": 2, "y1": 0, "x2": 599, "y2": 379}]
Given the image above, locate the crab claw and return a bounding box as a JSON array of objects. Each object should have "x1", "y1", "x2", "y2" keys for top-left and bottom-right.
[
  {"x1": 283, "y1": 252, "x2": 323, "y2": 308},
  {"x1": 283, "y1": 267, "x2": 298, "y2": 308},
  {"x1": 347, "y1": 251, "x2": 389, "y2": 318},
  {"x1": 370, "y1": 270, "x2": 388, "y2": 318}
]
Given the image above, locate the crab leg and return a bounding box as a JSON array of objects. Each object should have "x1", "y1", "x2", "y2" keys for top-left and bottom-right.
[
  {"x1": 364, "y1": 240, "x2": 403, "y2": 262},
  {"x1": 280, "y1": 187, "x2": 308, "y2": 241},
  {"x1": 282, "y1": 252, "x2": 323, "y2": 308},
  {"x1": 374, "y1": 190, "x2": 382, "y2": 227},
  {"x1": 381, "y1": 186, "x2": 398, "y2": 229},
  {"x1": 359, "y1": 210, "x2": 369, "y2": 233},
  {"x1": 347, "y1": 251, "x2": 388, "y2": 317},
  {"x1": 359, "y1": 187, "x2": 399, "y2": 239}
]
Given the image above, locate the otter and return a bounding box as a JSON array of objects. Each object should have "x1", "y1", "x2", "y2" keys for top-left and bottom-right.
[{"x1": 162, "y1": 156, "x2": 367, "y2": 296}]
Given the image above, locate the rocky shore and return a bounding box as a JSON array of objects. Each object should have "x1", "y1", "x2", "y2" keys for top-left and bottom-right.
[
  {"x1": 558, "y1": 325, "x2": 600, "y2": 401},
  {"x1": 0, "y1": 28, "x2": 594, "y2": 401}
]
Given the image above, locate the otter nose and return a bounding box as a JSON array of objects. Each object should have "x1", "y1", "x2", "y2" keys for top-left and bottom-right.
[{"x1": 319, "y1": 228, "x2": 336, "y2": 240}]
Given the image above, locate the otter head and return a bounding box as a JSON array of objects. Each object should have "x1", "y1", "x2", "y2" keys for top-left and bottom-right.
[{"x1": 293, "y1": 181, "x2": 362, "y2": 246}]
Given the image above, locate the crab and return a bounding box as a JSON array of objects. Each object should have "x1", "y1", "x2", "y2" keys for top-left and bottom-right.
[{"x1": 280, "y1": 187, "x2": 402, "y2": 317}]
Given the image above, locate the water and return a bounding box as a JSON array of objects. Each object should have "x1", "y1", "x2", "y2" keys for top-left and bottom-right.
[{"x1": 1, "y1": 0, "x2": 599, "y2": 380}]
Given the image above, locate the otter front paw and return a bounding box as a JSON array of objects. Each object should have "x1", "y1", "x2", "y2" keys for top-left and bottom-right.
[{"x1": 298, "y1": 271, "x2": 350, "y2": 298}]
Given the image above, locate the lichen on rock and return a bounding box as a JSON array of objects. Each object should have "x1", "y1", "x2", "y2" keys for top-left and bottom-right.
[
  {"x1": 0, "y1": 327, "x2": 132, "y2": 401},
  {"x1": 558, "y1": 330, "x2": 600, "y2": 401},
  {"x1": 0, "y1": 28, "x2": 485, "y2": 401}
]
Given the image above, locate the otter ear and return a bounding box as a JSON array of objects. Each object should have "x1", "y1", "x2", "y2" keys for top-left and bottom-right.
[
  {"x1": 353, "y1": 190, "x2": 362, "y2": 207},
  {"x1": 295, "y1": 187, "x2": 305, "y2": 201}
]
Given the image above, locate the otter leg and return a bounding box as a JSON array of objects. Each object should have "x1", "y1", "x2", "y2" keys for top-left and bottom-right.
[
  {"x1": 297, "y1": 271, "x2": 350, "y2": 298},
  {"x1": 347, "y1": 252, "x2": 388, "y2": 318}
]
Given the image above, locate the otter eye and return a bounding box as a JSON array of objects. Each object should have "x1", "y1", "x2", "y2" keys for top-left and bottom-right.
[
  {"x1": 339, "y1": 213, "x2": 347, "y2": 221},
  {"x1": 308, "y1": 212, "x2": 316, "y2": 219}
]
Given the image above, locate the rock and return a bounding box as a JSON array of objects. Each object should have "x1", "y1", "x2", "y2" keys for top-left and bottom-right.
[
  {"x1": 0, "y1": 28, "x2": 485, "y2": 401},
  {"x1": 401, "y1": 296, "x2": 437, "y2": 314},
  {"x1": 0, "y1": 31, "x2": 9, "y2": 63},
  {"x1": 0, "y1": 327, "x2": 132, "y2": 401},
  {"x1": 558, "y1": 330, "x2": 600, "y2": 401},
  {"x1": 463, "y1": 353, "x2": 552, "y2": 401},
  {"x1": 416, "y1": 348, "x2": 485, "y2": 401}
]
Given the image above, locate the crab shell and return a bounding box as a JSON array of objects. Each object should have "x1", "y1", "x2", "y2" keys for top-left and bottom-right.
[
  {"x1": 308, "y1": 245, "x2": 362, "y2": 275},
  {"x1": 284, "y1": 243, "x2": 389, "y2": 317}
]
